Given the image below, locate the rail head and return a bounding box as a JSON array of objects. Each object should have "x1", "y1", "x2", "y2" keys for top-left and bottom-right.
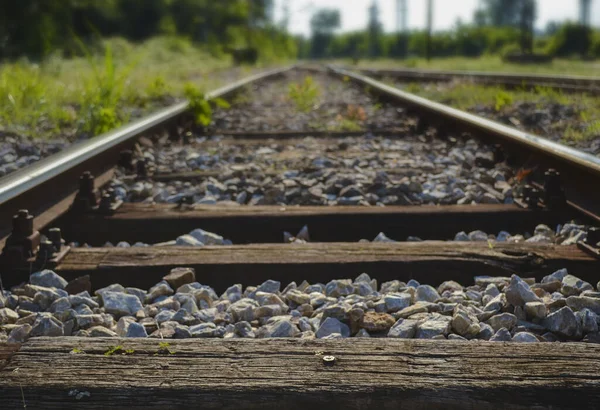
[
  {"x1": 0, "y1": 66, "x2": 295, "y2": 208},
  {"x1": 331, "y1": 66, "x2": 600, "y2": 177}
]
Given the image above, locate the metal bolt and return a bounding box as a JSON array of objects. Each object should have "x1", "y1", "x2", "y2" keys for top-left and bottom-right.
[
  {"x1": 13, "y1": 209, "x2": 33, "y2": 237},
  {"x1": 79, "y1": 171, "x2": 95, "y2": 194},
  {"x1": 47, "y1": 228, "x2": 63, "y2": 251},
  {"x1": 37, "y1": 240, "x2": 56, "y2": 260},
  {"x1": 322, "y1": 355, "x2": 336, "y2": 366}
]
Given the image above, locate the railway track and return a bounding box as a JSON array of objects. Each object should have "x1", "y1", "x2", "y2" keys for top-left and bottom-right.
[
  {"x1": 1, "y1": 65, "x2": 600, "y2": 409},
  {"x1": 354, "y1": 66, "x2": 600, "y2": 94}
]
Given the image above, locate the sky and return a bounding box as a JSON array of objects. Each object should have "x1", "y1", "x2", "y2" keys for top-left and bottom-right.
[{"x1": 274, "y1": 0, "x2": 600, "y2": 36}]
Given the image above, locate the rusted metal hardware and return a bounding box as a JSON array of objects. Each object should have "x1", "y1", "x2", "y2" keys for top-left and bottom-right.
[
  {"x1": 71, "y1": 172, "x2": 122, "y2": 215},
  {"x1": 514, "y1": 185, "x2": 542, "y2": 210},
  {"x1": 578, "y1": 227, "x2": 600, "y2": 259},
  {"x1": 1, "y1": 209, "x2": 41, "y2": 266},
  {"x1": 98, "y1": 188, "x2": 123, "y2": 215},
  {"x1": 71, "y1": 171, "x2": 99, "y2": 212},
  {"x1": 35, "y1": 227, "x2": 70, "y2": 267},
  {"x1": 1, "y1": 213, "x2": 71, "y2": 270},
  {"x1": 136, "y1": 159, "x2": 148, "y2": 179}
]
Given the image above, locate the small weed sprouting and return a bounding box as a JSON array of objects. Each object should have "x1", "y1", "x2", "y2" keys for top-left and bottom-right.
[
  {"x1": 155, "y1": 342, "x2": 175, "y2": 356},
  {"x1": 184, "y1": 83, "x2": 230, "y2": 127},
  {"x1": 104, "y1": 346, "x2": 134, "y2": 356},
  {"x1": 70, "y1": 348, "x2": 85, "y2": 355},
  {"x1": 288, "y1": 76, "x2": 320, "y2": 113},
  {"x1": 494, "y1": 91, "x2": 514, "y2": 111}
]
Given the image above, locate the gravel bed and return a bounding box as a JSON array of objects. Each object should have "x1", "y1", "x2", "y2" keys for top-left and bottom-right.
[
  {"x1": 211, "y1": 70, "x2": 404, "y2": 133},
  {"x1": 392, "y1": 79, "x2": 600, "y2": 156},
  {"x1": 0, "y1": 68, "x2": 260, "y2": 179},
  {"x1": 2, "y1": 268, "x2": 599, "y2": 344},
  {"x1": 111, "y1": 134, "x2": 514, "y2": 207}
]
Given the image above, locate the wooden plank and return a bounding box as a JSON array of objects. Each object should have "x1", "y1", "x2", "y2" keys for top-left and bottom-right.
[
  {"x1": 1, "y1": 338, "x2": 600, "y2": 409},
  {"x1": 26, "y1": 242, "x2": 595, "y2": 292},
  {"x1": 57, "y1": 203, "x2": 576, "y2": 246},
  {"x1": 0, "y1": 343, "x2": 20, "y2": 371}
]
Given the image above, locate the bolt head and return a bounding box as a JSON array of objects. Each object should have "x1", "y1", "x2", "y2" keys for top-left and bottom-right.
[{"x1": 322, "y1": 355, "x2": 336, "y2": 366}]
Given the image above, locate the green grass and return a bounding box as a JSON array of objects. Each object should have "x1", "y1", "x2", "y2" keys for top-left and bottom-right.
[
  {"x1": 344, "y1": 56, "x2": 600, "y2": 77},
  {"x1": 0, "y1": 36, "x2": 261, "y2": 140},
  {"x1": 396, "y1": 80, "x2": 600, "y2": 143}
]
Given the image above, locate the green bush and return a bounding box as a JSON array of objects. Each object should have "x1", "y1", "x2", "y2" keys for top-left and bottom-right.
[{"x1": 546, "y1": 23, "x2": 592, "y2": 57}]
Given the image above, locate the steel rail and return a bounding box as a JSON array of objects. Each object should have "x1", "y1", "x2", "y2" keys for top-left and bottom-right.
[
  {"x1": 330, "y1": 66, "x2": 600, "y2": 221},
  {"x1": 0, "y1": 66, "x2": 293, "y2": 209},
  {"x1": 355, "y1": 67, "x2": 600, "y2": 86},
  {"x1": 350, "y1": 67, "x2": 600, "y2": 94}
]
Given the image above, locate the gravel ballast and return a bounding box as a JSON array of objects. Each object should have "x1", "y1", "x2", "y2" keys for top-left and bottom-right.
[{"x1": 2, "y1": 268, "x2": 599, "y2": 344}]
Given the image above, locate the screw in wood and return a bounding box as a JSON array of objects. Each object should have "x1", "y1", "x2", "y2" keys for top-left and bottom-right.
[{"x1": 322, "y1": 355, "x2": 336, "y2": 366}]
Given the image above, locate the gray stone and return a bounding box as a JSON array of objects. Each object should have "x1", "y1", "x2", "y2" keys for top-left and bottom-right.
[
  {"x1": 49, "y1": 297, "x2": 71, "y2": 313},
  {"x1": 451, "y1": 309, "x2": 481, "y2": 338},
  {"x1": 228, "y1": 298, "x2": 259, "y2": 322},
  {"x1": 325, "y1": 280, "x2": 354, "y2": 297},
  {"x1": 0, "y1": 308, "x2": 18, "y2": 325},
  {"x1": 486, "y1": 313, "x2": 518, "y2": 331},
  {"x1": 260, "y1": 317, "x2": 300, "y2": 338},
  {"x1": 257, "y1": 280, "x2": 281, "y2": 294},
  {"x1": 116, "y1": 316, "x2": 137, "y2": 336},
  {"x1": 394, "y1": 303, "x2": 430, "y2": 319},
  {"x1": 543, "y1": 306, "x2": 579, "y2": 337},
  {"x1": 30, "y1": 270, "x2": 68, "y2": 289},
  {"x1": 163, "y1": 268, "x2": 196, "y2": 290},
  {"x1": 31, "y1": 314, "x2": 64, "y2": 337},
  {"x1": 254, "y1": 304, "x2": 287, "y2": 318},
  {"x1": 524, "y1": 302, "x2": 547, "y2": 320},
  {"x1": 416, "y1": 314, "x2": 451, "y2": 339},
  {"x1": 541, "y1": 268, "x2": 569, "y2": 284},
  {"x1": 147, "y1": 281, "x2": 174, "y2": 302},
  {"x1": 69, "y1": 295, "x2": 99, "y2": 309},
  {"x1": 101, "y1": 292, "x2": 143, "y2": 317},
  {"x1": 174, "y1": 325, "x2": 192, "y2": 339},
  {"x1": 384, "y1": 293, "x2": 412, "y2": 313},
  {"x1": 316, "y1": 317, "x2": 350, "y2": 338},
  {"x1": 285, "y1": 289, "x2": 311, "y2": 305},
  {"x1": 89, "y1": 326, "x2": 118, "y2": 337},
  {"x1": 578, "y1": 308, "x2": 599, "y2": 334},
  {"x1": 195, "y1": 308, "x2": 218, "y2": 323},
  {"x1": 448, "y1": 334, "x2": 467, "y2": 341},
  {"x1": 175, "y1": 234, "x2": 204, "y2": 246},
  {"x1": 512, "y1": 332, "x2": 538, "y2": 343},
  {"x1": 415, "y1": 285, "x2": 440, "y2": 303},
  {"x1": 8, "y1": 324, "x2": 32, "y2": 344},
  {"x1": 355, "y1": 329, "x2": 371, "y2": 337},
  {"x1": 477, "y1": 323, "x2": 494, "y2": 340},
  {"x1": 489, "y1": 327, "x2": 512, "y2": 342},
  {"x1": 562, "y1": 275, "x2": 594, "y2": 296},
  {"x1": 189, "y1": 228, "x2": 224, "y2": 245},
  {"x1": 95, "y1": 284, "x2": 126, "y2": 297},
  {"x1": 566, "y1": 296, "x2": 600, "y2": 315},
  {"x1": 505, "y1": 275, "x2": 541, "y2": 306},
  {"x1": 190, "y1": 322, "x2": 218, "y2": 338},
  {"x1": 126, "y1": 322, "x2": 148, "y2": 338},
  {"x1": 234, "y1": 321, "x2": 255, "y2": 338},
  {"x1": 76, "y1": 314, "x2": 105, "y2": 329}
]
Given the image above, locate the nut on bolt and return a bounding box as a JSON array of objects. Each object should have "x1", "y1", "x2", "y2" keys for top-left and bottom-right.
[{"x1": 322, "y1": 355, "x2": 336, "y2": 366}]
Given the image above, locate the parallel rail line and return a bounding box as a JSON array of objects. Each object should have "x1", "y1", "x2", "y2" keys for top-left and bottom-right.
[{"x1": 1, "y1": 65, "x2": 600, "y2": 409}]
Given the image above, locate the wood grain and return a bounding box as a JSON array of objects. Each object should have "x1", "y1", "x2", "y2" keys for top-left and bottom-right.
[
  {"x1": 20, "y1": 242, "x2": 591, "y2": 292},
  {"x1": 1, "y1": 338, "x2": 599, "y2": 409},
  {"x1": 58, "y1": 203, "x2": 575, "y2": 246}
]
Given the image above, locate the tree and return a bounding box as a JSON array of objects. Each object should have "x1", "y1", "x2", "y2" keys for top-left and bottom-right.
[
  {"x1": 309, "y1": 9, "x2": 341, "y2": 58},
  {"x1": 367, "y1": 0, "x2": 383, "y2": 58}
]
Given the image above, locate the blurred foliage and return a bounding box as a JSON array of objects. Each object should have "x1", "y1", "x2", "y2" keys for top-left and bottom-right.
[
  {"x1": 0, "y1": 0, "x2": 294, "y2": 63},
  {"x1": 288, "y1": 76, "x2": 320, "y2": 113}
]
